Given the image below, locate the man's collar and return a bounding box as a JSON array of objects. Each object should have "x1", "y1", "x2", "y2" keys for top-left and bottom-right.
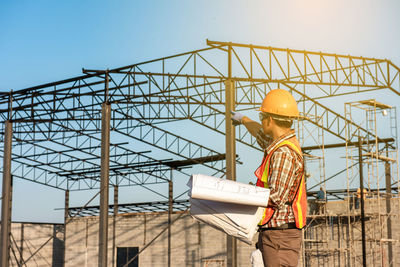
[{"x1": 265, "y1": 129, "x2": 296, "y2": 154}]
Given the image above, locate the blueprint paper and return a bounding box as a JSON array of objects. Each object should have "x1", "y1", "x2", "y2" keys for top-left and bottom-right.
[
  {"x1": 187, "y1": 174, "x2": 270, "y2": 244},
  {"x1": 189, "y1": 198, "x2": 265, "y2": 245},
  {"x1": 188, "y1": 174, "x2": 270, "y2": 207}
]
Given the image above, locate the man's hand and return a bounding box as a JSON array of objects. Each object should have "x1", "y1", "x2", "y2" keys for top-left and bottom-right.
[{"x1": 231, "y1": 111, "x2": 244, "y2": 125}]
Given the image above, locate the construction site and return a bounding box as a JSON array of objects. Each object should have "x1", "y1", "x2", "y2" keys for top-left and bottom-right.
[{"x1": 0, "y1": 40, "x2": 399, "y2": 267}]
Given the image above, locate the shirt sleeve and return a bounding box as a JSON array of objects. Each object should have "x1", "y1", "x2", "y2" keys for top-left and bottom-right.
[
  {"x1": 267, "y1": 148, "x2": 299, "y2": 209},
  {"x1": 256, "y1": 129, "x2": 272, "y2": 149}
]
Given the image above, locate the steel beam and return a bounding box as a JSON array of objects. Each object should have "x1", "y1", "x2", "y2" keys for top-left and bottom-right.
[
  {"x1": 67, "y1": 199, "x2": 190, "y2": 217},
  {"x1": 19, "y1": 223, "x2": 24, "y2": 266},
  {"x1": 225, "y1": 75, "x2": 237, "y2": 266},
  {"x1": 1, "y1": 121, "x2": 12, "y2": 267},
  {"x1": 112, "y1": 186, "x2": 118, "y2": 267},
  {"x1": 63, "y1": 189, "x2": 69, "y2": 267},
  {"x1": 168, "y1": 174, "x2": 173, "y2": 267},
  {"x1": 385, "y1": 162, "x2": 393, "y2": 267},
  {"x1": 302, "y1": 138, "x2": 395, "y2": 151},
  {"x1": 357, "y1": 137, "x2": 367, "y2": 267},
  {"x1": 98, "y1": 102, "x2": 111, "y2": 267}
]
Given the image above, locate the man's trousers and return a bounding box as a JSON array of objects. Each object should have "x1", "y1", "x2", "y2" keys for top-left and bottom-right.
[{"x1": 258, "y1": 228, "x2": 302, "y2": 267}]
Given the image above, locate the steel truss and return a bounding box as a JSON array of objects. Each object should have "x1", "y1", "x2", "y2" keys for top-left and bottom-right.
[
  {"x1": 68, "y1": 199, "x2": 190, "y2": 217},
  {"x1": 1, "y1": 41, "x2": 399, "y2": 190}
]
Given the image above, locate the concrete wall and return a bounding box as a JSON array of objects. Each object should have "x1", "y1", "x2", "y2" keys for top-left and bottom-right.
[
  {"x1": 65, "y1": 212, "x2": 257, "y2": 267},
  {"x1": 305, "y1": 197, "x2": 400, "y2": 267},
  {"x1": 65, "y1": 198, "x2": 400, "y2": 267},
  {"x1": 3, "y1": 222, "x2": 64, "y2": 267},
  {"x1": 2, "y1": 200, "x2": 397, "y2": 266}
]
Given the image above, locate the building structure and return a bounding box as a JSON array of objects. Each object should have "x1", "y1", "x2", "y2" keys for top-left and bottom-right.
[{"x1": 1, "y1": 40, "x2": 400, "y2": 266}]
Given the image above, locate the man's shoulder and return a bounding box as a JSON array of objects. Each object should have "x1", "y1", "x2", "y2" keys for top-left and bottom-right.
[
  {"x1": 273, "y1": 145, "x2": 298, "y2": 158},
  {"x1": 271, "y1": 146, "x2": 303, "y2": 169}
]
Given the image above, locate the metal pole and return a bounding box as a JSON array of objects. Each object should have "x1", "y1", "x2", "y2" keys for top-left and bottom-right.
[
  {"x1": 19, "y1": 223, "x2": 24, "y2": 267},
  {"x1": 168, "y1": 172, "x2": 173, "y2": 267},
  {"x1": 112, "y1": 186, "x2": 118, "y2": 267},
  {"x1": 385, "y1": 162, "x2": 393, "y2": 267},
  {"x1": 1, "y1": 120, "x2": 13, "y2": 267},
  {"x1": 225, "y1": 45, "x2": 237, "y2": 266},
  {"x1": 63, "y1": 189, "x2": 69, "y2": 267},
  {"x1": 98, "y1": 101, "x2": 111, "y2": 267},
  {"x1": 357, "y1": 137, "x2": 366, "y2": 267},
  {"x1": 64, "y1": 190, "x2": 69, "y2": 223}
]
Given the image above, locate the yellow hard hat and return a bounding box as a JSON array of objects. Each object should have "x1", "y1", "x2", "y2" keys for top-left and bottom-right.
[{"x1": 259, "y1": 89, "x2": 299, "y2": 118}]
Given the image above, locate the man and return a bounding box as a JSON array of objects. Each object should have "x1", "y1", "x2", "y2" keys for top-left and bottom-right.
[
  {"x1": 231, "y1": 89, "x2": 307, "y2": 267},
  {"x1": 316, "y1": 187, "x2": 325, "y2": 200},
  {"x1": 355, "y1": 187, "x2": 367, "y2": 209},
  {"x1": 316, "y1": 187, "x2": 326, "y2": 214}
]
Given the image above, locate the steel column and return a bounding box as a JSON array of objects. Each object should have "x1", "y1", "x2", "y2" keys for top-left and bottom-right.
[
  {"x1": 385, "y1": 162, "x2": 393, "y2": 267},
  {"x1": 225, "y1": 74, "x2": 237, "y2": 266},
  {"x1": 19, "y1": 223, "x2": 24, "y2": 267},
  {"x1": 63, "y1": 189, "x2": 69, "y2": 267},
  {"x1": 1, "y1": 120, "x2": 13, "y2": 267},
  {"x1": 98, "y1": 102, "x2": 111, "y2": 267},
  {"x1": 64, "y1": 190, "x2": 69, "y2": 222},
  {"x1": 357, "y1": 137, "x2": 366, "y2": 267},
  {"x1": 168, "y1": 172, "x2": 173, "y2": 267},
  {"x1": 112, "y1": 185, "x2": 118, "y2": 267}
]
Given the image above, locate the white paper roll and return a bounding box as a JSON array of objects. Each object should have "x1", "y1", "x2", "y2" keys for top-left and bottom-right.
[
  {"x1": 189, "y1": 198, "x2": 265, "y2": 245},
  {"x1": 188, "y1": 174, "x2": 270, "y2": 208}
]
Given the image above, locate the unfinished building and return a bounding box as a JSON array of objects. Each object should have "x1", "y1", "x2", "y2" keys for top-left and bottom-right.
[{"x1": 0, "y1": 40, "x2": 399, "y2": 266}]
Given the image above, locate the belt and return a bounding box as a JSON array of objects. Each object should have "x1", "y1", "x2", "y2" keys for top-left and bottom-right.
[{"x1": 258, "y1": 223, "x2": 298, "y2": 231}]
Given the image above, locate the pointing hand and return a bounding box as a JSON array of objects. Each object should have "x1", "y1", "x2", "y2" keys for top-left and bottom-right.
[{"x1": 231, "y1": 111, "x2": 244, "y2": 126}]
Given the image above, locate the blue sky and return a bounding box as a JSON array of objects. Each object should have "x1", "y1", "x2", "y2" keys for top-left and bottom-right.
[
  {"x1": 1, "y1": 0, "x2": 400, "y2": 222},
  {"x1": 2, "y1": 0, "x2": 400, "y2": 91}
]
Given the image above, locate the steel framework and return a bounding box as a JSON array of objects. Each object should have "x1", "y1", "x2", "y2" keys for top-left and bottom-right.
[{"x1": 1, "y1": 40, "x2": 400, "y2": 266}]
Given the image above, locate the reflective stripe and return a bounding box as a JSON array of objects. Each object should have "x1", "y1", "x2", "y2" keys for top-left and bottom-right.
[
  {"x1": 280, "y1": 140, "x2": 300, "y2": 154},
  {"x1": 259, "y1": 207, "x2": 267, "y2": 224},
  {"x1": 261, "y1": 165, "x2": 269, "y2": 185},
  {"x1": 296, "y1": 175, "x2": 304, "y2": 228}
]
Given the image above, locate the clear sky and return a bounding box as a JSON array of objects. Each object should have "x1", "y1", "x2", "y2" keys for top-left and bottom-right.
[{"x1": 1, "y1": 0, "x2": 400, "y2": 223}]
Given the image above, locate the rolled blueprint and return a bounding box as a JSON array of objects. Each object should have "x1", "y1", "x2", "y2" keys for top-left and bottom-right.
[
  {"x1": 188, "y1": 174, "x2": 270, "y2": 208},
  {"x1": 189, "y1": 198, "x2": 265, "y2": 245}
]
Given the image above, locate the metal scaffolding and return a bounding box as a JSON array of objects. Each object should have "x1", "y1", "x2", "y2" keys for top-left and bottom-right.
[
  {"x1": 344, "y1": 100, "x2": 399, "y2": 267},
  {"x1": 1, "y1": 40, "x2": 400, "y2": 266}
]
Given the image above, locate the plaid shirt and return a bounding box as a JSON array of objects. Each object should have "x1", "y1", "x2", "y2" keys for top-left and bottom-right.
[{"x1": 256, "y1": 129, "x2": 304, "y2": 228}]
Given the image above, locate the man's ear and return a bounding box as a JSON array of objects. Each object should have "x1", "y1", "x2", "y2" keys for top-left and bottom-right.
[{"x1": 266, "y1": 116, "x2": 272, "y2": 126}]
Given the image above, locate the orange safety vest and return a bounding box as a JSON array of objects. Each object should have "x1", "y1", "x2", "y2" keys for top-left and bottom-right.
[{"x1": 254, "y1": 139, "x2": 307, "y2": 229}]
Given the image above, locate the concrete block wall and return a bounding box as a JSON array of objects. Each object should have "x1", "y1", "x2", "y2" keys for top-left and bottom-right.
[
  {"x1": 65, "y1": 212, "x2": 257, "y2": 267},
  {"x1": 305, "y1": 198, "x2": 400, "y2": 266},
  {"x1": 1, "y1": 199, "x2": 397, "y2": 266},
  {"x1": 64, "y1": 198, "x2": 400, "y2": 267},
  {"x1": 3, "y1": 222, "x2": 64, "y2": 267}
]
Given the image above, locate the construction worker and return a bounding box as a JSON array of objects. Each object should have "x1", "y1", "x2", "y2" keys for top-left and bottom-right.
[
  {"x1": 315, "y1": 186, "x2": 326, "y2": 214},
  {"x1": 231, "y1": 89, "x2": 307, "y2": 267},
  {"x1": 355, "y1": 187, "x2": 367, "y2": 209},
  {"x1": 356, "y1": 187, "x2": 367, "y2": 199}
]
